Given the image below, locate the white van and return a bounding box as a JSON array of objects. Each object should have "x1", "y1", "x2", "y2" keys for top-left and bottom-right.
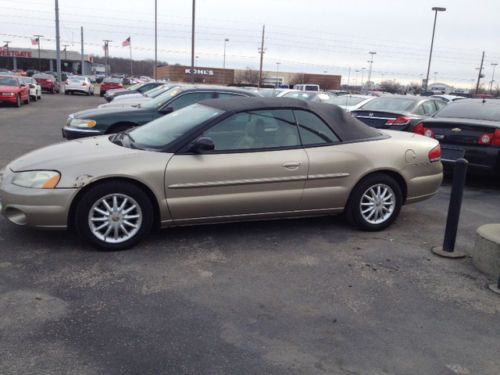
[{"x1": 293, "y1": 84, "x2": 320, "y2": 92}]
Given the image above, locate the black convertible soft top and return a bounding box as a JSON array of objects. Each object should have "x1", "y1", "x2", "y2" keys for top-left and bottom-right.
[{"x1": 200, "y1": 97, "x2": 381, "y2": 142}]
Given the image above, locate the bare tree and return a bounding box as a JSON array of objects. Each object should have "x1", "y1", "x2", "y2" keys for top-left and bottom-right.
[{"x1": 379, "y1": 80, "x2": 403, "y2": 94}]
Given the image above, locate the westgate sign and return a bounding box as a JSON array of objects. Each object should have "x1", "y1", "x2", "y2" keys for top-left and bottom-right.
[
  {"x1": 0, "y1": 49, "x2": 33, "y2": 58},
  {"x1": 184, "y1": 68, "x2": 214, "y2": 76}
]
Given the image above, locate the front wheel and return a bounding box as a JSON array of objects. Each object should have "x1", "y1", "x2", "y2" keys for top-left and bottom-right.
[
  {"x1": 346, "y1": 174, "x2": 402, "y2": 231},
  {"x1": 75, "y1": 181, "x2": 154, "y2": 250},
  {"x1": 15, "y1": 95, "x2": 21, "y2": 107}
]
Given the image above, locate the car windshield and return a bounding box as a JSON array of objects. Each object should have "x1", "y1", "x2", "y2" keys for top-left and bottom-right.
[
  {"x1": 0, "y1": 77, "x2": 18, "y2": 86},
  {"x1": 327, "y1": 96, "x2": 368, "y2": 106},
  {"x1": 104, "y1": 78, "x2": 122, "y2": 83},
  {"x1": 144, "y1": 85, "x2": 170, "y2": 98},
  {"x1": 434, "y1": 100, "x2": 500, "y2": 121},
  {"x1": 360, "y1": 97, "x2": 416, "y2": 111},
  {"x1": 127, "y1": 83, "x2": 143, "y2": 90},
  {"x1": 140, "y1": 86, "x2": 181, "y2": 108},
  {"x1": 128, "y1": 103, "x2": 223, "y2": 149}
]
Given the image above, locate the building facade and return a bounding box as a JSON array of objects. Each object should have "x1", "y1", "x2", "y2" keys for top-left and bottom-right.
[
  {"x1": 157, "y1": 64, "x2": 341, "y2": 90},
  {"x1": 0, "y1": 47, "x2": 92, "y2": 74}
]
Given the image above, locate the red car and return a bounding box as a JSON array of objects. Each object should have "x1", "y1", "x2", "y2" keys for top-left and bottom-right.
[
  {"x1": 0, "y1": 75, "x2": 30, "y2": 107},
  {"x1": 33, "y1": 73, "x2": 60, "y2": 94},
  {"x1": 99, "y1": 77, "x2": 123, "y2": 97}
]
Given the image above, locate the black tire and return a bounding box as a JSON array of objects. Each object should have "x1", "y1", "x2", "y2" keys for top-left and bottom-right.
[
  {"x1": 24, "y1": 95, "x2": 30, "y2": 104},
  {"x1": 346, "y1": 173, "x2": 403, "y2": 231},
  {"x1": 74, "y1": 181, "x2": 154, "y2": 250},
  {"x1": 15, "y1": 95, "x2": 21, "y2": 107},
  {"x1": 32, "y1": 95, "x2": 38, "y2": 102},
  {"x1": 100, "y1": 91, "x2": 105, "y2": 97},
  {"x1": 65, "y1": 90, "x2": 70, "y2": 95}
]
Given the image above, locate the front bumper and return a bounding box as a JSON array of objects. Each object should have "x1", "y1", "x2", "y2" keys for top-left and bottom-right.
[
  {"x1": 0, "y1": 171, "x2": 77, "y2": 229},
  {"x1": 62, "y1": 126, "x2": 103, "y2": 140},
  {"x1": 0, "y1": 95, "x2": 17, "y2": 104}
]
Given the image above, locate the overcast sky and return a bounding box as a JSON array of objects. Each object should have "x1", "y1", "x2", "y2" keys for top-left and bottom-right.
[{"x1": 1, "y1": 0, "x2": 499, "y2": 88}]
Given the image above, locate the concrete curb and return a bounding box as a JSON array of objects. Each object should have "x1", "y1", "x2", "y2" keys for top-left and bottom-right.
[{"x1": 471, "y1": 224, "x2": 500, "y2": 278}]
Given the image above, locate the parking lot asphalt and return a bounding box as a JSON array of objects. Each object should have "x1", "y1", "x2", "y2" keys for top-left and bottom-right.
[{"x1": 0, "y1": 95, "x2": 499, "y2": 375}]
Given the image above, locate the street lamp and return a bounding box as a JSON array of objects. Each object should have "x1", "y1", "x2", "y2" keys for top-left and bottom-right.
[
  {"x1": 361, "y1": 67, "x2": 366, "y2": 88},
  {"x1": 490, "y1": 62, "x2": 498, "y2": 93},
  {"x1": 424, "y1": 6, "x2": 446, "y2": 92},
  {"x1": 33, "y1": 34, "x2": 43, "y2": 71},
  {"x1": 191, "y1": 0, "x2": 196, "y2": 83},
  {"x1": 433, "y1": 71, "x2": 438, "y2": 82},
  {"x1": 275, "y1": 62, "x2": 281, "y2": 87},
  {"x1": 222, "y1": 38, "x2": 229, "y2": 85},
  {"x1": 367, "y1": 51, "x2": 376, "y2": 90}
]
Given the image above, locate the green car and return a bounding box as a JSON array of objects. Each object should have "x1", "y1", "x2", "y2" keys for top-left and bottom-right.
[{"x1": 62, "y1": 85, "x2": 258, "y2": 140}]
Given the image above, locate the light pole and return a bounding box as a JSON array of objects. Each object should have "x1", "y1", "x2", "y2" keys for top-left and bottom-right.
[
  {"x1": 490, "y1": 62, "x2": 498, "y2": 93},
  {"x1": 33, "y1": 34, "x2": 43, "y2": 71},
  {"x1": 103, "y1": 40, "x2": 112, "y2": 75},
  {"x1": 275, "y1": 62, "x2": 281, "y2": 87},
  {"x1": 191, "y1": 0, "x2": 196, "y2": 83},
  {"x1": 367, "y1": 51, "x2": 376, "y2": 90},
  {"x1": 63, "y1": 44, "x2": 69, "y2": 60},
  {"x1": 433, "y1": 71, "x2": 438, "y2": 83},
  {"x1": 222, "y1": 38, "x2": 229, "y2": 85},
  {"x1": 3, "y1": 41, "x2": 12, "y2": 70},
  {"x1": 154, "y1": 0, "x2": 157, "y2": 80},
  {"x1": 424, "y1": 6, "x2": 446, "y2": 92},
  {"x1": 355, "y1": 69, "x2": 360, "y2": 87},
  {"x1": 361, "y1": 67, "x2": 366, "y2": 88}
]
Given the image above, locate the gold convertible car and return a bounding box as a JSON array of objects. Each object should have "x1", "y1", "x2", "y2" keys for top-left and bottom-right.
[{"x1": 0, "y1": 98, "x2": 443, "y2": 250}]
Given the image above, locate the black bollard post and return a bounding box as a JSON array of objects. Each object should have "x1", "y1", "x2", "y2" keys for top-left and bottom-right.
[{"x1": 431, "y1": 158, "x2": 468, "y2": 258}]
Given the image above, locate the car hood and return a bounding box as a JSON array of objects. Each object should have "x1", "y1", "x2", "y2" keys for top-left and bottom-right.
[
  {"x1": 0, "y1": 85, "x2": 20, "y2": 92},
  {"x1": 113, "y1": 93, "x2": 144, "y2": 101},
  {"x1": 71, "y1": 105, "x2": 145, "y2": 119},
  {"x1": 98, "y1": 97, "x2": 151, "y2": 109},
  {"x1": 7, "y1": 136, "x2": 174, "y2": 189}
]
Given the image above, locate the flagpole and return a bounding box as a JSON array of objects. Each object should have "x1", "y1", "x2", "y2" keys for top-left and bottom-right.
[{"x1": 129, "y1": 38, "x2": 133, "y2": 76}]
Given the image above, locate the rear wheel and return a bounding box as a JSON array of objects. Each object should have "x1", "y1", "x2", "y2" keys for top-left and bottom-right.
[
  {"x1": 346, "y1": 173, "x2": 402, "y2": 231},
  {"x1": 32, "y1": 95, "x2": 38, "y2": 102},
  {"x1": 75, "y1": 181, "x2": 154, "y2": 250},
  {"x1": 24, "y1": 95, "x2": 30, "y2": 104}
]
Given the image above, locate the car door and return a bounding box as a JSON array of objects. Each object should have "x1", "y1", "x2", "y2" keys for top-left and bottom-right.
[
  {"x1": 294, "y1": 110, "x2": 359, "y2": 211},
  {"x1": 165, "y1": 109, "x2": 309, "y2": 223}
]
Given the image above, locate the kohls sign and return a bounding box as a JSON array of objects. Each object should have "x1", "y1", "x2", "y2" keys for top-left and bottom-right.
[{"x1": 185, "y1": 68, "x2": 214, "y2": 76}]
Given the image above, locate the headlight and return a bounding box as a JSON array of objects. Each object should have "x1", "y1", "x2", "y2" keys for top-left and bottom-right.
[
  {"x1": 69, "y1": 118, "x2": 97, "y2": 128},
  {"x1": 1, "y1": 92, "x2": 15, "y2": 97},
  {"x1": 12, "y1": 171, "x2": 61, "y2": 189}
]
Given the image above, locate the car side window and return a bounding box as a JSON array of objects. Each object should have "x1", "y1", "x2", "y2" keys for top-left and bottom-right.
[
  {"x1": 217, "y1": 92, "x2": 246, "y2": 99},
  {"x1": 168, "y1": 92, "x2": 217, "y2": 111},
  {"x1": 294, "y1": 110, "x2": 340, "y2": 146},
  {"x1": 202, "y1": 109, "x2": 300, "y2": 152},
  {"x1": 434, "y1": 100, "x2": 447, "y2": 110},
  {"x1": 420, "y1": 101, "x2": 437, "y2": 115}
]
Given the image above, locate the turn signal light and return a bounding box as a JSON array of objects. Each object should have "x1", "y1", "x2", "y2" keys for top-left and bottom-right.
[
  {"x1": 386, "y1": 116, "x2": 411, "y2": 126},
  {"x1": 428, "y1": 144, "x2": 441, "y2": 162},
  {"x1": 42, "y1": 175, "x2": 60, "y2": 189}
]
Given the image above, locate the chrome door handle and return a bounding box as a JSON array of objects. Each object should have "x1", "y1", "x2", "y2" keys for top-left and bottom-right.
[{"x1": 282, "y1": 162, "x2": 301, "y2": 169}]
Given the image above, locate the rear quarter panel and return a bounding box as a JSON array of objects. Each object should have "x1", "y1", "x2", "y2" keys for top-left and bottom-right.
[{"x1": 302, "y1": 131, "x2": 442, "y2": 209}]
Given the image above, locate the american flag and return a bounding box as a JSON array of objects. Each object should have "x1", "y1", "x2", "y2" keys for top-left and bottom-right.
[
  {"x1": 122, "y1": 36, "x2": 131, "y2": 47},
  {"x1": 31, "y1": 37, "x2": 39, "y2": 46}
]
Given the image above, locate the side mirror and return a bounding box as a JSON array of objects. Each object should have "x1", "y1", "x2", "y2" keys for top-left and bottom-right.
[
  {"x1": 159, "y1": 106, "x2": 173, "y2": 115},
  {"x1": 20, "y1": 83, "x2": 26, "y2": 87},
  {"x1": 189, "y1": 137, "x2": 215, "y2": 153}
]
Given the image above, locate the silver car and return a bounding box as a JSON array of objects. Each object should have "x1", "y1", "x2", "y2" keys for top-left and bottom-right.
[
  {"x1": 65, "y1": 76, "x2": 95, "y2": 96},
  {"x1": 0, "y1": 98, "x2": 442, "y2": 250}
]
